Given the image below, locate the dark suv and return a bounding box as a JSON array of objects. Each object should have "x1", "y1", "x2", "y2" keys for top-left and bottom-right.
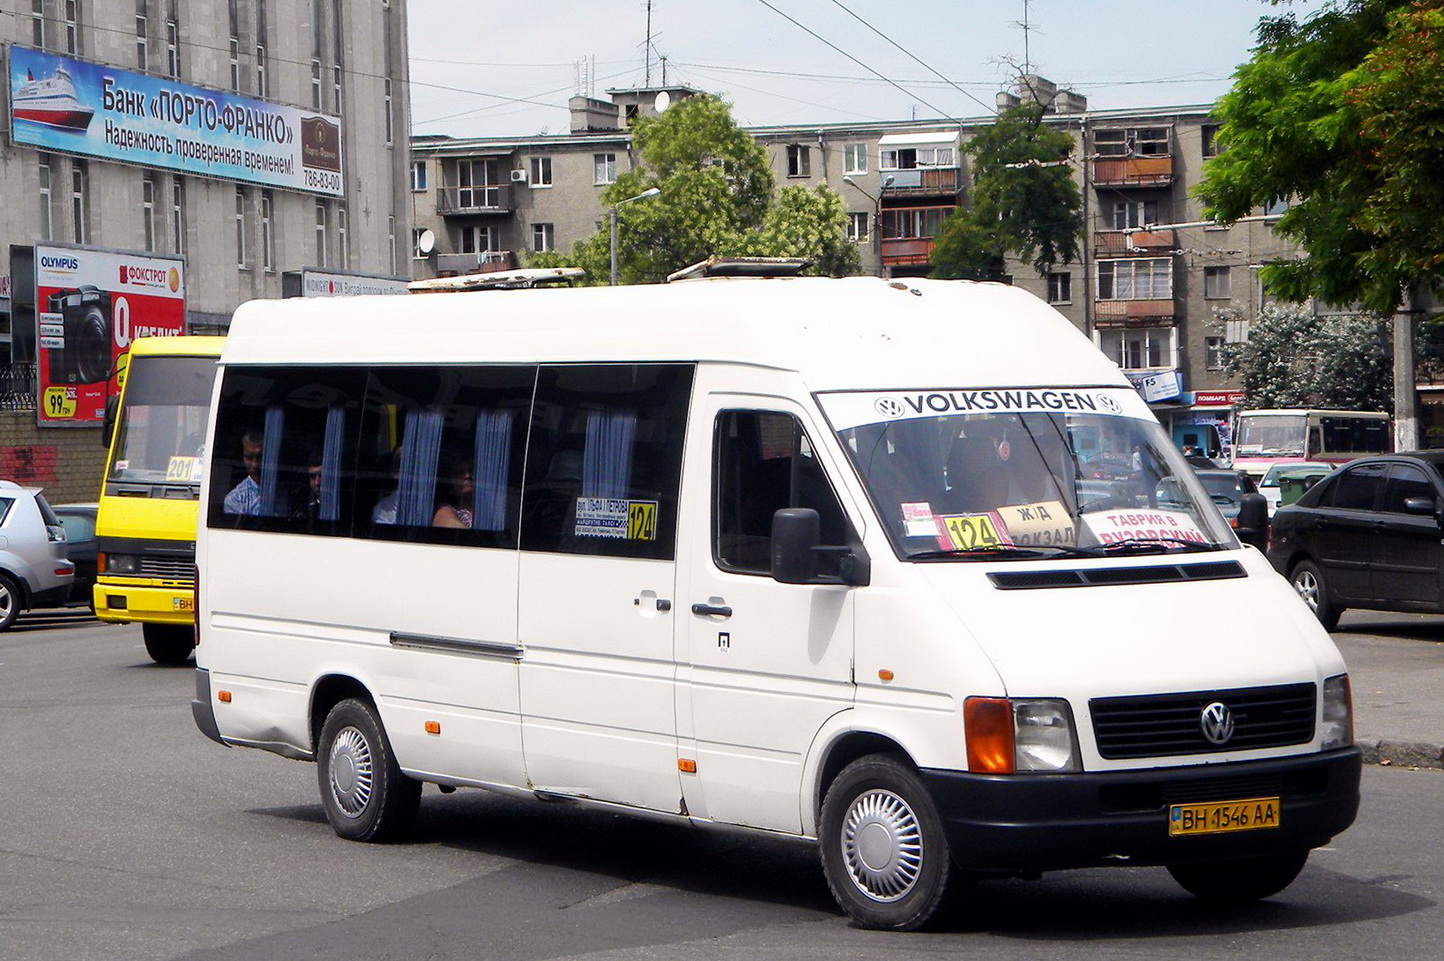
[{"x1": 1268, "y1": 451, "x2": 1444, "y2": 629}]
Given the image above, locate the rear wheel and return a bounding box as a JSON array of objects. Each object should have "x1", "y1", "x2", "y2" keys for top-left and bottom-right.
[
  {"x1": 317, "y1": 697, "x2": 420, "y2": 842},
  {"x1": 0, "y1": 573, "x2": 21, "y2": 631},
  {"x1": 1168, "y1": 850, "x2": 1309, "y2": 903},
  {"x1": 142, "y1": 623, "x2": 194, "y2": 664},
  {"x1": 1289, "y1": 560, "x2": 1341, "y2": 630},
  {"x1": 819, "y1": 754, "x2": 965, "y2": 930}
]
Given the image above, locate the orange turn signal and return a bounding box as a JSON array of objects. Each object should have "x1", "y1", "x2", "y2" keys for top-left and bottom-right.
[
  {"x1": 964, "y1": 697, "x2": 1015, "y2": 774},
  {"x1": 217, "y1": 690, "x2": 232, "y2": 703},
  {"x1": 678, "y1": 758, "x2": 697, "y2": 774},
  {"x1": 425, "y1": 721, "x2": 442, "y2": 735},
  {"x1": 878, "y1": 669, "x2": 895, "y2": 681}
]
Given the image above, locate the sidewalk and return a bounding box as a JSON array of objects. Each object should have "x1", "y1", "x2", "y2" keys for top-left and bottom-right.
[{"x1": 1332, "y1": 611, "x2": 1444, "y2": 770}]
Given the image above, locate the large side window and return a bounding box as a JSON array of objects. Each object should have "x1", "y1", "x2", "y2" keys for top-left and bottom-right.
[
  {"x1": 520, "y1": 364, "x2": 693, "y2": 559},
  {"x1": 207, "y1": 366, "x2": 367, "y2": 535},
  {"x1": 1328, "y1": 462, "x2": 1385, "y2": 512},
  {"x1": 714, "y1": 410, "x2": 850, "y2": 576},
  {"x1": 1381, "y1": 464, "x2": 1435, "y2": 515},
  {"x1": 361, "y1": 365, "x2": 534, "y2": 548}
]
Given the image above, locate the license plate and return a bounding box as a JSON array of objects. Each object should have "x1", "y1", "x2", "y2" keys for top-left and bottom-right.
[
  {"x1": 173, "y1": 597, "x2": 194, "y2": 612},
  {"x1": 1169, "y1": 797, "x2": 1280, "y2": 836}
]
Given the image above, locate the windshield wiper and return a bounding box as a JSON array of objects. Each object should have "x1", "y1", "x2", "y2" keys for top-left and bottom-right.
[
  {"x1": 1094, "y1": 537, "x2": 1221, "y2": 555},
  {"x1": 908, "y1": 545, "x2": 1060, "y2": 561}
]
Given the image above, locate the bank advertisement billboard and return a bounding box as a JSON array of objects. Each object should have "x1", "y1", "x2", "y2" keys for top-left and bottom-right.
[
  {"x1": 34, "y1": 245, "x2": 186, "y2": 427},
  {"x1": 8, "y1": 47, "x2": 343, "y2": 196}
]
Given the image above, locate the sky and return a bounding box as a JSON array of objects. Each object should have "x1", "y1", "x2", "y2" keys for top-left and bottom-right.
[{"x1": 405, "y1": 0, "x2": 1332, "y2": 139}]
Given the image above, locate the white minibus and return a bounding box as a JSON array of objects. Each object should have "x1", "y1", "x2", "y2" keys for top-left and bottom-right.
[{"x1": 192, "y1": 276, "x2": 1359, "y2": 931}]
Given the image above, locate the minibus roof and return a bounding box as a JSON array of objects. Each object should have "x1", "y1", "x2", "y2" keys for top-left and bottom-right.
[
  {"x1": 128, "y1": 334, "x2": 225, "y2": 357},
  {"x1": 223, "y1": 276, "x2": 1129, "y2": 392}
]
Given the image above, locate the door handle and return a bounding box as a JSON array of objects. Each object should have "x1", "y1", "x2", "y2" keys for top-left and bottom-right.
[{"x1": 691, "y1": 602, "x2": 733, "y2": 618}]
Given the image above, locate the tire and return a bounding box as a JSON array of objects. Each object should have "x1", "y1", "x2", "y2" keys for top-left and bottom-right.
[
  {"x1": 0, "y1": 573, "x2": 21, "y2": 631},
  {"x1": 1290, "y1": 559, "x2": 1341, "y2": 631},
  {"x1": 317, "y1": 698, "x2": 420, "y2": 843},
  {"x1": 142, "y1": 623, "x2": 195, "y2": 665},
  {"x1": 819, "y1": 754, "x2": 964, "y2": 931},
  {"x1": 1168, "y1": 850, "x2": 1309, "y2": 903}
]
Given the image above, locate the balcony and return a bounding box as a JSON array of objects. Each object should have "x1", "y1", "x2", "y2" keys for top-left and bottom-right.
[
  {"x1": 880, "y1": 238, "x2": 935, "y2": 266},
  {"x1": 1093, "y1": 298, "x2": 1176, "y2": 325},
  {"x1": 1093, "y1": 228, "x2": 1177, "y2": 258},
  {"x1": 435, "y1": 250, "x2": 517, "y2": 275},
  {"x1": 1091, "y1": 155, "x2": 1175, "y2": 188},
  {"x1": 436, "y1": 184, "x2": 514, "y2": 215},
  {"x1": 879, "y1": 167, "x2": 964, "y2": 197}
]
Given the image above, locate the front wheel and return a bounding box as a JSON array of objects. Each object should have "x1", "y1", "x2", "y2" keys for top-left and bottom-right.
[
  {"x1": 142, "y1": 623, "x2": 195, "y2": 664},
  {"x1": 819, "y1": 754, "x2": 964, "y2": 931},
  {"x1": 317, "y1": 698, "x2": 420, "y2": 842},
  {"x1": 1167, "y1": 850, "x2": 1309, "y2": 903},
  {"x1": 0, "y1": 573, "x2": 21, "y2": 631},
  {"x1": 1290, "y1": 559, "x2": 1341, "y2": 631}
]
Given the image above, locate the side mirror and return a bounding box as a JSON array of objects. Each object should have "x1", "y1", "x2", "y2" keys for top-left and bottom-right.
[
  {"x1": 771, "y1": 507, "x2": 869, "y2": 586},
  {"x1": 1236, "y1": 491, "x2": 1270, "y2": 551},
  {"x1": 102, "y1": 394, "x2": 118, "y2": 448}
]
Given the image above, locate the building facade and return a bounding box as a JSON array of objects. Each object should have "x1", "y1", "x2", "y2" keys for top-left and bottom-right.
[{"x1": 0, "y1": 0, "x2": 410, "y2": 500}]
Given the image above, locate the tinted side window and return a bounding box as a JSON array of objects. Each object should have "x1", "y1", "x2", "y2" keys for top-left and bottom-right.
[
  {"x1": 714, "y1": 410, "x2": 850, "y2": 576},
  {"x1": 0, "y1": 497, "x2": 15, "y2": 525},
  {"x1": 520, "y1": 364, "x2": 693, "y2": 559},
  {"x1": 208, "y1": 366, "x2": 367, "y2": 535},
  {"x1": 1381, "y1": 464, "x2": 1436, "y2": 514},
  {"x1": 1328, "y1": 462, "x2": 1385, "y2": 511}
]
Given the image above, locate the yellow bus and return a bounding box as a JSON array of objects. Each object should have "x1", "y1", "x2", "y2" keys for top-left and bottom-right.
[{"x1": 95, "y1": 335, "x2": 222, "y2": 664}]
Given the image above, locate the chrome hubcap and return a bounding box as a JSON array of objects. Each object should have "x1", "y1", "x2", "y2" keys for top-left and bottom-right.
[
  {"x1": 1294, "y1": 571, "x2": 1320, "y2": 612},
  {"x1": 841, "y1": 788, "x2": 923, "y2": 902},
  {"x1": 328, "y1": 726, "x2": 373, "y2": 818}
]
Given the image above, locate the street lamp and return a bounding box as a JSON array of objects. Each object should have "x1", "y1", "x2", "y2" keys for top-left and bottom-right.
[{"x1": 609, "y1": 187, "x2": 662, "y2": 286}]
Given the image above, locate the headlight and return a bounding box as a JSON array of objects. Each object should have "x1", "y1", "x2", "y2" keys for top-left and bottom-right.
[
  {"x1": 1013, "y1": 699, "x2": 1081, "y2": 773},
  {"x1": 1321, "y1": 674, "x2": 1353, "y2": 750},
  {"x1": 106, "y1": 554, "x2": 139, "y2": 574}
]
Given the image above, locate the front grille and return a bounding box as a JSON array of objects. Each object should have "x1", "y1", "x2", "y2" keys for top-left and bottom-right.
[
  {"x1": 1090, "y1": 683, "x2": 1316, "y2": 759},
  {"x1": 138, "y1": 552, "x2": 194, "y2": 582}
]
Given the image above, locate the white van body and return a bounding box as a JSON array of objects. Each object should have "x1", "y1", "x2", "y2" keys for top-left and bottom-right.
[{"x1": 193, "y1": 277, "x2": 1359, "y2": 930}]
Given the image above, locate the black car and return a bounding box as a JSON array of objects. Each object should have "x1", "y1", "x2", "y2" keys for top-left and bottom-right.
[
  {"x1": 1268, "y1": 452, "x2": 1444, "y2": 629},
  {"x1": 1193, "y1": 469, "x2": 1269, "y2": 551},
  {"x1": 53, "y1": 503, "x2": 97, "y2": 607}
]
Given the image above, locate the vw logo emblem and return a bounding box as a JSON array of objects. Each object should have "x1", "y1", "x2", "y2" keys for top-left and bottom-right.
[
  {"x1": 874, "y1": 397, "x2": 905, "y2": 419},
  {"x1": 1199, "y1": 701, "x2": 1236, "y2": 746},
  {"x1": 1097, "y1": 393, "x2": 1122, "y2": 414}
]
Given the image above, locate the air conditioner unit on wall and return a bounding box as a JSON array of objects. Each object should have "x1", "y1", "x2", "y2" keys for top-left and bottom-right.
[{"x1": 510, "y1": 169, "x2": 528, "y2": 183}]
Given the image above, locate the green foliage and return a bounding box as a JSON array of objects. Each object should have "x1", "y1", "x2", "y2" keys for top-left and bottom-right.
[
  {"x1": 1197, "y1": 0, "x2": 1442, "y2": 313},
  {"x1": 523, "y1": 95, "x2": 857, "y2": 284},
  {"x1": 930, "y1": 103, "x2": 1082, "y2": 280},
  {"x1": 1220, "y1": 303, "x2": 1393, "y2": 410}
]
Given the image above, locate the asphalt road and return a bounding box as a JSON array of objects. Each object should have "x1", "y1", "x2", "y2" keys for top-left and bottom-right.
[{"x1": 1, "y1": 612, "x2": 1439, "y2": 961}]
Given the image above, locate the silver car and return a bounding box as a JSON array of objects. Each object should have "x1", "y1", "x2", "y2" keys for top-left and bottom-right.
[{"x1": 0, "y1": 481, "x2": 75, "y2": 630}]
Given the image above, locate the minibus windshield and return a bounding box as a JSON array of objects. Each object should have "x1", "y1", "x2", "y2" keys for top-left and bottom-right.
[
  {"x1": 819, "y1": 388, "x2": 1235, "y2": 559},
  {"x1": 108, "y1": 354, "x2": 218, "y2": 487}
]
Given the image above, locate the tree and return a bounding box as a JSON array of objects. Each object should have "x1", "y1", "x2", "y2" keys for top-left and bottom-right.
[
  {"x1": 528, "y1": 95, "x2": 857, "y2": 283},
  {"x1": 1220, "y1": 303, "x2": 1393, "y2": 410},
  {"x1": 930, "y1": 102, "x2": 1083, "y2": 280},
  {"x1": 1197, "y1": 0, "x2": 1443, "y2": 314}
]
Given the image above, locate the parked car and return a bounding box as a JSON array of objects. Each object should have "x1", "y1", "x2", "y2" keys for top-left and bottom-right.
[
  {"x1": 1191, "y1": 469, "x2": 1270, "y2": 550},
  {"x1": 1259, "y1": 461, "x2": 1333, "y2": 516},
  {"x1": 53, "y1": 503, "x2": 97, "y2": 607},
  {"x1": 1268, "y1": 452, "x2": 1444, "y2": 629},
  {"x1": 0, "y1": 481, "x2": 75, "y2": 629}
]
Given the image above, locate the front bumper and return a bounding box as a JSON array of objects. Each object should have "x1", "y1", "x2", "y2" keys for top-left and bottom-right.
[
  {"x1": 93, "y1": 580, "x2": 194, "y2": 625},
  {"x1": 921, "y1": 747, "x2": 1361, "y2": 874}
]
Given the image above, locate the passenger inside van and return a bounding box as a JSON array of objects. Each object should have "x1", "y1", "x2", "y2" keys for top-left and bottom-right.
[
  {"x1": 942, "y1": 435, "x2": 1012, "y2": 514},
  {"x1": 433, "y1": 457, "x2": 475, "y2": 528}
]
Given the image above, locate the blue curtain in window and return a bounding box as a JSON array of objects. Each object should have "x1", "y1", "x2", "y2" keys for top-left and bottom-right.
[
  {"x1": 397, "y1": 408, "x2": 443, "y2": 526},
  {"x1": 259, "y1": 404, "x2": 284, "y2": 515},
  {"x1": 320, "y1": 405, "x2": 345, "y2": 522},
  {"x1": 582, "y1": 409, "x2": 636, "y2": 499},
  {"x1": 471, "y1": 410, "x2": 512, "y2": 531}
]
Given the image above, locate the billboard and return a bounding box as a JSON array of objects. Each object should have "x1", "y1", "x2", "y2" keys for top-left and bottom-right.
[
  {"x1": 34, "y1": 245, "x2": 186, "y2": 427},
  {"x1": 286, "y1": 269, "x2": 410, "y2": 297},
  {"x1": 9, "y1": 47, "x2": 343, "y2": 197}
]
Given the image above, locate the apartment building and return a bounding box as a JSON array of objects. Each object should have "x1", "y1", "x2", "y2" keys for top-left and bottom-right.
[{"x1": 0, "y1": 0, "x2": 411, "y2": 500}]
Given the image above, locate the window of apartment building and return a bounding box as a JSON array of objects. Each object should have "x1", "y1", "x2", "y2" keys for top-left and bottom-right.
[
  {"x1": 459, "y1": 225, "x2": 497, "y2": 255},
  {"x1": 337, "y1": 205, "x2": 349, "y2": 266},
  {"x1": 1098, "y1": 327, "x2": 1172, "y2": 370},
  {"x1": 314, "y1": 200, "x2": 328, "y2": 268},
  {"x1": 846, "y1": 212, "x2": 868, "y2": 243},
  {"x1": 255, "y1": 0, "x2": 269, "y2": 98},
  {"x1": 165, "y1": 1, "x2": 180, "y2": 79},
  {"x1": 38, "y1": 156, "x2": 52, "y2": 241},
  {"x1": 880, "y1": 206, "x2": 949, "y2": 240},
  {"x1": 70, "y1": 161, "x2": 88, "y2": 244},
  {"x1": 260, "y1": 190, "x2": 274, "y2": 271},
  {"x1": 32, "y1": 0, "x2": 45, "y2": 49},
  {"x1": 331, "y1": 0, "x2": 344, "y2": 115},
  {"x1": 388, "y1": 215, "x2": 397, "y2": 276},
  {"x1": 1094, "y1": 127, "x2": 1170, "y2": 157},
  {"x1": 1097, "y1": 258, "x2": 1173, "y2": 300},
  {"x1": 1112, "y1": 199, "x2": 1159, "y2": 230},
  {"x1": 410, "y1": 160, "x2": 427, "y2": 192},
  {"x1": 227, "y1": 0, "x2": 240, "y2": 90},
  {"x1": 843, "y1": 143, "x2": 868, "y2": 175},
  {"x1": 171, "y1": 178, "x2": 186, "y2": 255},
  {"x1": 1201, "y1": 124, "x2": 1221, "y2": 158},
  {"x1": 142, "y1": 174, "x2": 156, "y2": 251},
  {"x1": 1204, "y1": 265, "x2": 1232, "y2": 299},
  {"x1": 1047, "y1": 271, "x2": 1072, "y2": 304},
  {"x1": 311, "y1": 59, "x2": 323, "y2": 110},
  {"x1": 532, "y1": 223, "x2": 554, "y2": 253},
  {"x1": 135, "y1": 0, "x2": 148, "y2": 69},
  {"x1": 235, "y1": 187, "x2": 247, "y2": 267},
  {"x1": 787, "y1": 145, "x2": 811, "y2": 178},
  {"x1": 412, "y1": 228, "x2": 428, "y2": 260},
  {"x1": 879, "y1": 146, "x2": 955, "y2": 169},
  {"x1": 310, "y1": 0, "x2": 324, "y2": 109},
  {"x1": 1205, "y1": 336, "x2": 1226, "y2": 370},
  {"x1": 530, "y1": 156, "x2": 552, "y2": 187},
  {"x1": 594, "y1": 153, "x2": 617, "y2": 185},
  {"x1": 63, "y1": 0, "x2": 79, "y2": 55}
]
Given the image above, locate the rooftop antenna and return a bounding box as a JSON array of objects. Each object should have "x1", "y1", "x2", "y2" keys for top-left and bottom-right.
[
  {"x1": 644, "y1": 0, "x2": 654, "y2": 87},
  {"x1": 1019, "y1": 0, "x2": 1033, "y2": 77}
]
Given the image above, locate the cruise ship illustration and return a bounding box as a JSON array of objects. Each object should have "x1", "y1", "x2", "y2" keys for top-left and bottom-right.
[{"x1": 13, "y1": 65, "x2": 93, "y2": 131}]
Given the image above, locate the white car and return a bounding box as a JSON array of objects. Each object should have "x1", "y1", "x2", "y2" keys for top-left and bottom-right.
[
  {"x1": 0, "y1": 481, "x2": 75, "y2": 629},
  {"x1": 1258, "y1": 461, "x2": 1333, "y2": 516}
]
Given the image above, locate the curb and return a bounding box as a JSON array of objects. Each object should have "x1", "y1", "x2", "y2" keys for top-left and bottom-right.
[{"x1": 1358, "y1": 738, "x2": 1444, "y2": 771}]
